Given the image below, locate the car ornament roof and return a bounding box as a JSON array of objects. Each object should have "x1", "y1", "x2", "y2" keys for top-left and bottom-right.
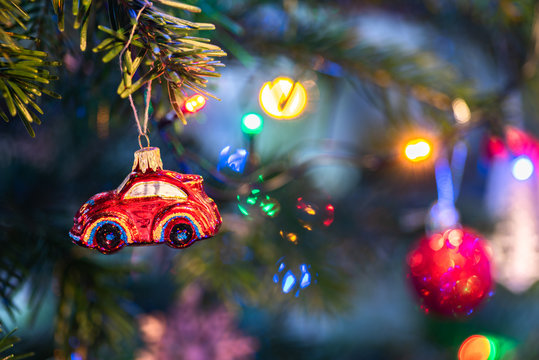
[{"x1": 132, "y1": 147, "x2": 164, "y2": 173}]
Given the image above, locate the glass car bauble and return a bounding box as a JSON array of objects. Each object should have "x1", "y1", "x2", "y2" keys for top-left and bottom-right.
[{"x1": 69, "y1": 147, "x2": 222, "y2": 254}]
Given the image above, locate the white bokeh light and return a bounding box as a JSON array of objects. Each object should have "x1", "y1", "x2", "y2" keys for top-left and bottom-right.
[
  {"x1": 243, "y1": 113, "x2": 262, "y2": 130},
  {"x1": 511, "y1": 155, "x2": 534, "y2": 181}
]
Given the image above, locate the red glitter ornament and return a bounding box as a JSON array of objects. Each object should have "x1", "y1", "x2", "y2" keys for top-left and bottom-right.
[
  {"x1": 407, "y1": 228, "x2": 494, "y2": 316},
  {"x1": 69, "y1": 147, "x2": 221, "y2": 254}
]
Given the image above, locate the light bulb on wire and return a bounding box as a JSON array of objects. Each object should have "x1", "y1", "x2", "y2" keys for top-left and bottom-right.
[
  {"x1": 259, "y1": 77, "x2": 307, "y2": 119},
  {"x1": 458, "y1": 335, "x2": 495, "y2": 360},
  {"x1": 404, "y1": 138, "x2": 432, "y2": 163},
  {"x1": 457, "y1": 334, "x2": 517, "y2": 360},
  {"x1": 241, "y1": 113, "x2": 264, "y2": 135},
  {"x1": 511, "y1": 155, "x2": 534, "y2": 181},
  {"x1": 183, "y1": 94, "x2": 206, "y2": 114}
]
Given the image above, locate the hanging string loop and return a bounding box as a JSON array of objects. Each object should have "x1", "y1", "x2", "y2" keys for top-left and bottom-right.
[
  {"x1": 138, "y1": 134, "x2": 151, "y2": 149},
  {"x1": 118, "y1": 1, "x2": 154, "y2": 149}
]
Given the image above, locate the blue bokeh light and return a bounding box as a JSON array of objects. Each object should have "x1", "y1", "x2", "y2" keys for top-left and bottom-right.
[
  {"x1": 274, "y1": 259, "x2": 316, "y2": 296},
  {"x1": 282, "y1": 270, "x2": 296, "y2": 293},
  {"x1": 217, "y1": 146, "x2": 249, "y2": 173},
  {"x1": 511, "y1": 155, "x2": 534, "y2": 181},
  {"x1": 299, "y1": 271, "x2": 311, "y2": 288}
]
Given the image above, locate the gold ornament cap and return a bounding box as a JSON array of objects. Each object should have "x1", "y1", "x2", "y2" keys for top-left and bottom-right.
[{"x1": 133, "y1": 147, "x2": 163, "y2": 173}]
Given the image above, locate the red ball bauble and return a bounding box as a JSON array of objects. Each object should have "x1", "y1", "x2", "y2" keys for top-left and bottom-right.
[{"x1": 407, "y1": 228, "x2": 494, "y2": 317}]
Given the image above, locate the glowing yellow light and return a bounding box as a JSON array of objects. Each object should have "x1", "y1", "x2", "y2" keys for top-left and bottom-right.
[
  {"x1": 304, "y1": 205, "x2": 316, "y2": 215},
  {"x1": 259, "y1": 77, "x2": 307, "y2": 119},
  {"x1": 404, "y1": 138, "x2": 432, "y2": 162},
  {"x1": 287, "y1": 233, "x2": 298, "y2": 243},
  {"x1": 302, "y1": 223, "x2": 312, "y2": 231},
  {"x1": 280, "y1": 230, "x2": 298, "y2": 244},
  {"x1": 452, "y1": 98, "x2": 471, "y2": 124},
  {"x1": 458, "y1": 335, "x2": 491, "y2": 360}
]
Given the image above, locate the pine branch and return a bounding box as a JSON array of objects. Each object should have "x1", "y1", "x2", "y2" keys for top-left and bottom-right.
[
  {"x1": 0, "y1": 328, "x2": 33, "y2": 360},
  {"x1": 0, "y1": 0, "x2": 61, "y2": 137},
  {"x1": 97, "y1": 0, "x2": 225, "y2": 110},
  {"x1": 54, "y1": 256, "x2": 137, "y2": 358},
  {"x1": 0, "y1": 222, "x2": 61, "y2": 323},
  {"x1": 51, "y1": 0, "x2": 226, "y2": 122}
]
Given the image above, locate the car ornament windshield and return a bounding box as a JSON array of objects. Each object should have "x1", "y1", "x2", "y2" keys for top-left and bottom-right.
[{"x1": 124, "y1": 181, "x2": 188, "y2": 200}]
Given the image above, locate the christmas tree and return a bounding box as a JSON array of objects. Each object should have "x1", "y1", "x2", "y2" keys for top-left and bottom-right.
[{"x1": 2, "y1": 0, "x2": 539, "y2": 359}]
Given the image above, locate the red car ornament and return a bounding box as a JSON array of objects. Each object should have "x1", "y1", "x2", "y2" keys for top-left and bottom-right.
[{"x1": 69, "y1": 147, "x2": 222, "y2": 254}]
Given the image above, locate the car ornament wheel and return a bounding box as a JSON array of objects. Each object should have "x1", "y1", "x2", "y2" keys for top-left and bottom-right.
[
  {"x1": 83, "y1": 218, "x2": 130, "y2": 254},
  {"x1": 154, "y1": 214, "x2": 202, "y2": 249},
  {"x1": 168, "y1": 222, "x2": 195, "y2": 247},
  {"x1": 95, "y1": 223, "x2": 124, "y2": 253}
]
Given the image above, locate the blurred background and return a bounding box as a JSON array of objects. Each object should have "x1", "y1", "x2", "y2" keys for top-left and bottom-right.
[{"x1": 2, "y1": 0, "x2": 539, "y2": 359}]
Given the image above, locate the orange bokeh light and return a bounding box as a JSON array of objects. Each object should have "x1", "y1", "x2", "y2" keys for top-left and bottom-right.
[
  {"x1": 458, "y1": 335, "x2": 491, "y2": 360},
  {"x1": 404, "y1": 138, "x2": 432, "y2": 162}
]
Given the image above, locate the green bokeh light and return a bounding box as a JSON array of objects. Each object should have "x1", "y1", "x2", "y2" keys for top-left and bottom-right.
[
  {"x1": 241, "y1": 113, "x2": 264, "y2": 135},
  {"x1": 458, "y1": 334, "x2": 518, "y2": 360},
  {"x1": 259, "y1": 196, "x2": 281, "y2": 217},
  {"x1": 237, "y1": 189, "x2": 280, "y2": 217},
  {"x1": 487, "y1": 336, "x2": 497, "y2": 360}
]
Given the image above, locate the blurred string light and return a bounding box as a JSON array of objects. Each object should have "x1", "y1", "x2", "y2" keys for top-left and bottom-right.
[
  {"x1": 259, "y1": 77, "x2": 307, "y2": 119},
  {"x1": 273, "y1": 258, "x2": 316, "y2": 297},
  {"x1": 511, "y1": 155, "x2": 534, "y2": 181},
  {"x1": 485, "y1": 131, "x2": 539, "y2": 292},
  {"x1": 451, "y1": 141, "x2": 468, "y2": 199},
  {"x1": 429, "y1": 155, "x2": 460, "y2": 231},
  {"x1": 217, "y1": 146, "x2": 249, "y2": 173},
  {"x1": 435, "y1": 157, "x2": 455, "y2": 206},
  {"x1": 404, "y1": 138, "x2": 432, "y2": 163},
  {"x1": 182, "y1": 94, "x2": 206, "y2": 113},
  {"x1": 428, "y1": 142, "x2": 467, "y2": 231},
  {"x1": 237, "y1": 189, "x2": 281, "y2": 217},
  {"x1": 241, "y1": 113, "x2": 264, "y2": 135},
  {"x1": 490, "y1": 164, "x2": 539, "y2": 293},
  {"x1": 70, "y1": 353, "x2": 83, "y2": 360},
  {"x1": 452, "y1": 98, "x2": 471, "y2": 124},
  {"x1": 280, "y1": 230, "x2": 298, "y2": 244},
  {"x1": 458, "y1": 335, "x2": 494, "y2": 360},
  {"x1": 258, "y1": 196, "x2": 281, "y2": 217},
  {"x1": 458, "y1": 334, "x2": 516, "y2": 360},
  {"x1": 296, "y1": 197, "x2": 334, "y2": 230},
  {"x1": 237, "y1": 189, "x2": 260, "y2": 216}
]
